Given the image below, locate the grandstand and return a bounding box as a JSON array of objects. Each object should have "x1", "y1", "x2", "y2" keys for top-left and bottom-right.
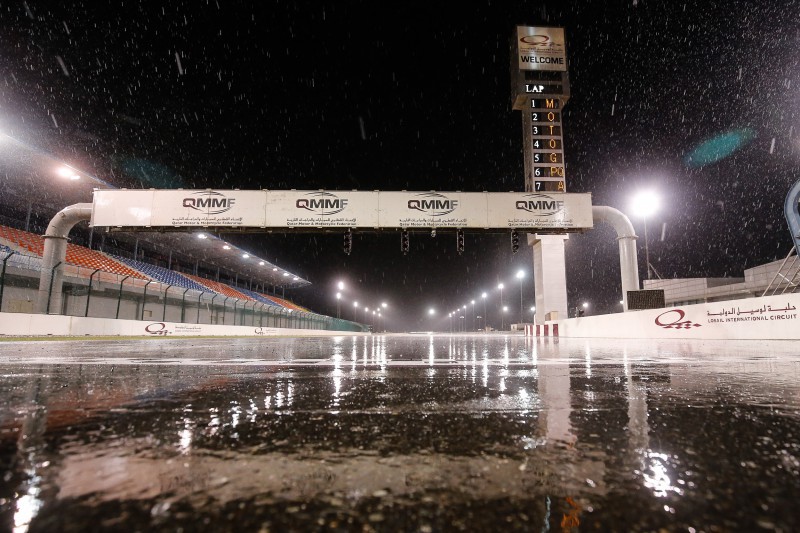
[{"x1": 0, "y1": 224, "x2": 364, "y2": 331}]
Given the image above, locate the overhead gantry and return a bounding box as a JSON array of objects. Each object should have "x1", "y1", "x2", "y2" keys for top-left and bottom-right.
[{"x1": 37, "y1": 189, "x2": 639, "y2": 318}]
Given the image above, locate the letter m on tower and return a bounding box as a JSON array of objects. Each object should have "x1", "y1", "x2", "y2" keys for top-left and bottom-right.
[{"x1": 545, "y1": 99, "x2": 555, "y2": 109}]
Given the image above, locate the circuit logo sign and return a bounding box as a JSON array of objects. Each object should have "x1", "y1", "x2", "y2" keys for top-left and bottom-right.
[
  {"x1": 145, "y1": 322, "x2": 171, "y2": 336},
  {"x1": 407, "y1": 192, "x2": 459, "y2": 216},
  {"x1": 295, "y1": 191, "x2": 349, "y2": 215},
  {"x1": 182, "y1": 191, "x2": 236, "y2": 214},
  {"x1": 515, "y1": 194, "x2": 564, "y2": 216},
  {"x1": 654, "y1": 309, "x2": 702, "y2": 330}
]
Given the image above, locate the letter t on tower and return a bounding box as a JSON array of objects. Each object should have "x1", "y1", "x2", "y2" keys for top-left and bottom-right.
[{"x1": 511, "y1": 26, "x2": 571, "y2": 323}]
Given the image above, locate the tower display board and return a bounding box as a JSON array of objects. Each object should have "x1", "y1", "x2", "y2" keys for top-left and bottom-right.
[{"x1": 511, "y1": 26, "x2": 570, "y2": 193}]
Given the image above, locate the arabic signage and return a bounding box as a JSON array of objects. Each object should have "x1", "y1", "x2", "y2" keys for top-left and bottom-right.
[
  {"x1": 702, "y1": 302, "x2": 798, "y2": 324},
  {"x1": 91, "y1": 190, "x2": 594, "y2": 231},
  {"x1": 652, "y1": 301, "x2": 799, "y2": 333}
]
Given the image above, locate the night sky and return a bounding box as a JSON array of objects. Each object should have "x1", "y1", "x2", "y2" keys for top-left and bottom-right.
[{"x1": 1, "y1": 1, "x2": 798, "y2": 330}]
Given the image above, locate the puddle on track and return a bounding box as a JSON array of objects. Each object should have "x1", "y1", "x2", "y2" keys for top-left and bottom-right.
[{"x1": 1, "y1": 334, "x2": 799, "y2": 531}]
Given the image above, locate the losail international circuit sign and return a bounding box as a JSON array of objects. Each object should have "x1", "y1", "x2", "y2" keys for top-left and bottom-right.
[{"x1": 91, "y1": 189, "x2": 593, "y2": 231}]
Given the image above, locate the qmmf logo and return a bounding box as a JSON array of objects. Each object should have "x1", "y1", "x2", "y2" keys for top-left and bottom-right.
[
  {"x1": 515, "y1": 194, "x2": 564, "y2": 216},
  {"x1": 295, "y1": 191, "x2": 349, "y2": 215},
  {"x1": 407, "y1": 192, "x2": 459, "y2": 217},
  {"x1": 182, "y1": 191, "x2": 236, "y2": 214}
]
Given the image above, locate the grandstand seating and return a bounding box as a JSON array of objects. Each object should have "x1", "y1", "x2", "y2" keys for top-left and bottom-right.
[
  {"x1": 264, "y1": 294, "x2": 307, "y2": 312},
  {"x1": 0, "y1": 225, "x2": 44, "y2": 255},
  {"x1": 111, "y1": 255, "x2": 207, "y2": 291},
  {"x1": 235, "y1": 287, "x2": 287, "y2": 308},
  {"x1": 65, "y1": 245, "x2": 146, "y2": 279},
  {"x1": 0, "y1": 225, "x2": 145, "y2": 279},
  {"x1": 1, "y1": 224, "x2": 311, "y2": 312},
  {"x1": 182, "y1": 273, "x2": 254, "y2": 300}
]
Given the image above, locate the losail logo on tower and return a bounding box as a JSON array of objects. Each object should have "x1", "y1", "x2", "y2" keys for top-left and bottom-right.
[
  {"x1": 295, "y1": 192, "x2": 349, "y2": 215},
  {"x1": 407, "y1": 192, "x2": 459, "y2": 217},
  {"x1": 182, "y1": 191, "x2": 236, "y2": 214},
  {"x1": 515, "y1": 194, "x2": 565, "y2": 216}
]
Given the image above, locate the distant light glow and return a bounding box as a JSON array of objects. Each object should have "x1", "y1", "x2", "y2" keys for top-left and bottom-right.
[
  {"x1": 428, "y1": 308, "x2": 435, "y2": 315},
  {"x1": 631, "y1": 191, "x2": 660, "y2": 218},
  {"x1": 259, "y1": 261, "x2": 265, "y2": 265},
  {"x1": 502, "y1": 306, "x2": 508, "y2": 312},
  {"x1": 273, "y1": 267, "x2": 278, "y2": 271},
  {"x1": 516, "y1": 270, "x2": 524, "y2": 279},
  {"x1": 498, "y1": 283, "x2": 504, "y2": 290},
  {"x1": 481, "y1": 292, "x2": 487, "y2": 299},
  {"x1": 336, "y1": 292, "x2": 341, "y2": 300},
  {"x1": 56, "y1": 165, "x2": 81, "y2": 180},
  {"x1": 582, "y1": 302, "x2": 589, "y2": 308},
  {"x1": 223, "y1": 245, "x2": 231, "y2": 250},
  {"x1": 242, "y1": 253, "x2": 249, "y2": 259},
  {"x1": 293, "y1": 276, "x2": 299, "y2": 280},
  {"x1": 530, "y1": 306, "x2": 536, "y2": 312},
  {"x1": 381, "y1": 302, "x2": 387, "y2": 308},
  {"x1": 337, "y1": 281, "x2": 345, "y2": 290},
  {"x1": 196, "y1": 233, "x2": 207, "y2": 239},
  {"x1": 282, "y1": 272, "x2": 289, "y2": 277}
]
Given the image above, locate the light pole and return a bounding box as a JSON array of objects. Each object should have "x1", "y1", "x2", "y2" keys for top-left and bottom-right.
[
  {"x1": 470, "y1": 300, "x2": 475, "y2": 331},
  {"x1": 516, "y1": 270, "x2": 524, "y2": 324},
  {"x1": 353, "y1": 301, "x2": 358, "y2": 322},
  {"x1": 336, "y1": 292, "x2": 341, "y2": 318},
  {"x1": 428, "y1": 307, "x2": 436, "y2": 332},
  {"x1": 462, "y1": 305, "x2": 467, "y2": 333},
  {"x1": 498, "y1": 283, "x2": 505, "y2": 330},
  {"x1": 481, "y1": 292, "x2": 487, "y2": 331},
  {"x1": 502, "y1": 305, "x2": 508, "y2": 330},
  {"x1": 631, "y1": 190, "x2": 660, "y2": 280}
]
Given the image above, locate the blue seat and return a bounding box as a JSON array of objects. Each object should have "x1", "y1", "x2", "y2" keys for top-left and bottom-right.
[
  {"x1": 236, "y1": 287, "x2": 287, "y2": 308},
  {"x1": 111, "y1": 255, "x2": 208, "y2": 292}
]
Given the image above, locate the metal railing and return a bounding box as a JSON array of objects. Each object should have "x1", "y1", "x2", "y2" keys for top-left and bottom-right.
[
  {"x1": 0, "y1": 249, "x2": 366, "y2": 332},
  {"x1": 761, "y1": 246, "x2": 799, "y2": 297}
]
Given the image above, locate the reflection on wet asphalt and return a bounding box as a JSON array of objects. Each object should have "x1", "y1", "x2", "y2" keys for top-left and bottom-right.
[{"x1": 1, "y1": 335, "x2": 799, "y2": 531}]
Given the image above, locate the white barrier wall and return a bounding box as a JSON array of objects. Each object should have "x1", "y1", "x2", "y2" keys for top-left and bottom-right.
[
  {"x1": 0, "y1": 313, "x2": 369, "y2": 338},
  {"x1": 552, "y1": 293, "x2": 800, "y2": 340}
]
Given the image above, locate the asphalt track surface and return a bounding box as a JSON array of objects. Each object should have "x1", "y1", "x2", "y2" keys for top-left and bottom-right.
[{"x1": 1, "y1": 334, "x2": 799, "y2": 532}]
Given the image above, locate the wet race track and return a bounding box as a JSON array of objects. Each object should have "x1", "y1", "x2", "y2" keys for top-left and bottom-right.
[{"x1": 1, "y1": 334, "x2": 799, "y2": 532}]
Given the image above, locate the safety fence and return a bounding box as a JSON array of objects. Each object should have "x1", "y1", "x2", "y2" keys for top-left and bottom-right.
[{"x1": 0, "y1": 249, "x2": 366, "y2": 332}]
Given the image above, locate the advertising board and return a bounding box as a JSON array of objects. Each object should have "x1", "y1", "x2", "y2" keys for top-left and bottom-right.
[{"x1": 92, "y1": 190, "x2": 593, "y2": 231}]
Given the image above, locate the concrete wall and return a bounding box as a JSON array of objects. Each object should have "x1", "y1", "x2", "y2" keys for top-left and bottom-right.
[
  {"x1": 0, "y1": 312, "x2": 371, "y2": 338},
  {"x1": 552, "y1": 292, "x2": 800, "y2": 340},
  {"x1": 643, "y1": 277, "x2": 752, "y2": 305}
]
